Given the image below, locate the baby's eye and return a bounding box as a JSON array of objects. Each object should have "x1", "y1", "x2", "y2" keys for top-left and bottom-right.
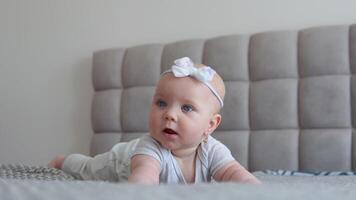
[
  {"x1": 156, "y1": 99, "x2": 167, "y2": 108},
  {"x1": 181, "y1": 104, "x2": 193, "y2": 113}
]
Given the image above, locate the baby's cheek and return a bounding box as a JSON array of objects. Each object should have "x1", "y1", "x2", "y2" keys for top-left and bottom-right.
[
  {"x1": 151, "y1": 110, "x2": 165, "y2": 127},
  {"x1": 148, "y1": 113, "x2": 157, "y2": 130}
]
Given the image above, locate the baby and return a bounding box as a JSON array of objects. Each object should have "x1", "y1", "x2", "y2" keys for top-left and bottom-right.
[{"x1": 49, "y1": 57, "x2": 261, "y2": 184}]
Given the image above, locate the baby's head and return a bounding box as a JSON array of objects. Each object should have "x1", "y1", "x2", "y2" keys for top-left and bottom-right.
[
  {"x1": 148, "y1": 57, "x2": 226, "y2": 153},
  {"x1": 191, "y1": 63, "x2": 225, "y2": 113},
  {"x1": 162, "y1": 57, "x2": 225, "y2": 112}
]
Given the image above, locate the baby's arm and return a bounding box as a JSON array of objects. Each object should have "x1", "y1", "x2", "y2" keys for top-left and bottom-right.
[
  {"x1": 128, "y1": 154, "x2": 160, "y2": 185},
  {"x1": 213, "y1": 161, "x2": 261, "y2": 184}
]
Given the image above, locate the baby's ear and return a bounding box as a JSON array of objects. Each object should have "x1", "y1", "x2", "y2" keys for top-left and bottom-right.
[{"x1": 207, "y1": 114, "x2": 222, "y2": 135}]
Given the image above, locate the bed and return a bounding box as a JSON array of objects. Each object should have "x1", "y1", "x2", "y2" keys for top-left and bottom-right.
[{"x1": 1, "y1": 22, "x2": 356, "y2": 199}]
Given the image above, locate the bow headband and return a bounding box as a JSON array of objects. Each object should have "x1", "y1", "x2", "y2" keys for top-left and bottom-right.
[{"x1": 162, "y1": 57, "x2": 224, "y2": 107}]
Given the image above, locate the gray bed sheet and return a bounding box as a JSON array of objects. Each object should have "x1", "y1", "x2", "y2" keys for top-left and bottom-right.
[{"x1": 1, "y1": 175, "x2": 356, "y2": 200}]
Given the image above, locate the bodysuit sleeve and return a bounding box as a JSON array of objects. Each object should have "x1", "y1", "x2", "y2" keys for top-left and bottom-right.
[
  {"x1": 131, "y1": 134, "x2": 166, "y2": 169},
  {"x1": 206, "y1": 137, "x2": 236, "y2": 177}
]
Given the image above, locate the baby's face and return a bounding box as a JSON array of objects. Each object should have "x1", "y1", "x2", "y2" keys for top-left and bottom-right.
[{"x1": 148, "y1": 74, "x2": 219, "y2": 154}]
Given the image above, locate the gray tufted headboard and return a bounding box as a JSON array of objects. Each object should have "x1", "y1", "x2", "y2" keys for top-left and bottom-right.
[{"x1": 90, "y1": 23, "x2": 356, "y2": 172}]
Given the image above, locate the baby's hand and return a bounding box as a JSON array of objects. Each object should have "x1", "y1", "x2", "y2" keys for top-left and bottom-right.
[{"x1": 48, "y1": 155, "x2": 66, "y2": 169}]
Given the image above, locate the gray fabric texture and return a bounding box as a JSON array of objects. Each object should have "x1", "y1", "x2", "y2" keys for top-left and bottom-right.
[
  {"x1": 91, "y1": 23, "x2": 356, "y2": 172},
  {"x1": 1, "y1": 176, "x2": 356, "y2": 200},
  {"x1": 0, "y1": 164, "x2": 74, "y2": 181}
]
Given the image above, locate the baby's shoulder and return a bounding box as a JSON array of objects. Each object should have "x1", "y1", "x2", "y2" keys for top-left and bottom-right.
[
  {"x1": 204, "y1": 136, "x2": 227, "y2": 150},
  {"x1": 137, "y1": 134, "x2": 161, "y2": 148},
  {"x1": 132, "y1": 134, "x2": 170, "y2": 162},
  {"x1": 200, "y1": 136, "x2": 231, "y2": 159}
]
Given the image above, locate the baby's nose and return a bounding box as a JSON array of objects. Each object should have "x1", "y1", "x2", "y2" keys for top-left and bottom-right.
[
  {"x1": 164, "y1": 110, "x2": 177, "y2": 122},
  {"x1": 165, "y1": 115, "x2": 175, "y2": 121}
]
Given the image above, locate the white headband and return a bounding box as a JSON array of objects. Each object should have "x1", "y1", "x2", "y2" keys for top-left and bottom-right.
[{"x1": 162, "y1": 57, "x2": 224, "y2": 107}]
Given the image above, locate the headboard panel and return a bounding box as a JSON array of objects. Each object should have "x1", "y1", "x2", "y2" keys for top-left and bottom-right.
[{"x1": 91, "y1": 24, "x2": 356, "y2": 172}]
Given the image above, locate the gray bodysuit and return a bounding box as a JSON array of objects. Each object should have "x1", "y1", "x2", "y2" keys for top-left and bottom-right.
[{"x1": 62, "y1": 134, "x2": 235, "y2": 183}]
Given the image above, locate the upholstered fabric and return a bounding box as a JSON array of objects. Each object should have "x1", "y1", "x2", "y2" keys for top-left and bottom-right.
[{"x1": 91, "y1": 24, "x2": 356, "y2": 172}]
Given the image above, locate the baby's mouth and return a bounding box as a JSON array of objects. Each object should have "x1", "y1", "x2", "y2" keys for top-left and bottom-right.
[{"x1": 163, "y1": 128, "x2": 178, "y2": 135}]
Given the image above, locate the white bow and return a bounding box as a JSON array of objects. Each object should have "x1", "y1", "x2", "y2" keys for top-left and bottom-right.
[
  {"x1": 167, "y1": 57, "x2": 224, "y2": 107},
  {"x1": 171, "y1": 57, "x2": 216, "y2": 82}
]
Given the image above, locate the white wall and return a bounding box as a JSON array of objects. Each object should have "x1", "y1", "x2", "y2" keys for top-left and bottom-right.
[{"x1": 1, "y1": 0, "x2": 356, "y2": 165}]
